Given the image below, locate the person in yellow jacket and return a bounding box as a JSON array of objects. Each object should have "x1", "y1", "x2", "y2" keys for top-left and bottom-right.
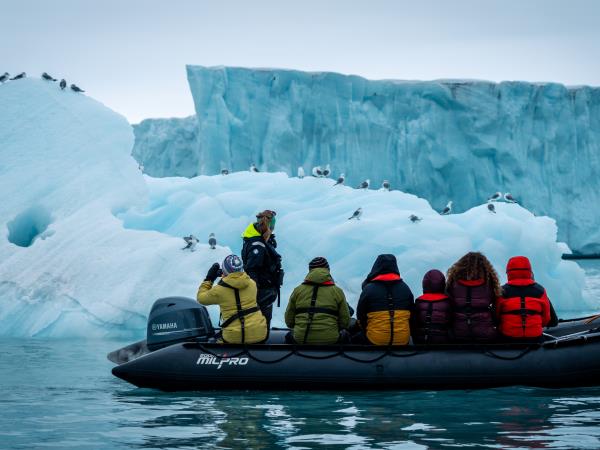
[{"x1": 197, "y1": 254, "x2": 267, "y2": 344}]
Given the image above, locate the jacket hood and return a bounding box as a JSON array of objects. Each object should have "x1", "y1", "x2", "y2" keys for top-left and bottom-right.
[
  {"x1": 363, "y1": 254, "x2": 400, "y2": 287},
  {"x1": 221, "y1": 271, "x2": 251, "y2": 289},
  {"x1": 242, "y1": 223, "x2": 261, "y2": 239},
  {"x1": 506, "y1": 256, "x2": 533, "y2": 282},
  {"x1": 422, "y1": 269, "x2": 446, "y2": 294},
  {"x1": 305, "y1": 267, "x2": 334, "y2": 284}
]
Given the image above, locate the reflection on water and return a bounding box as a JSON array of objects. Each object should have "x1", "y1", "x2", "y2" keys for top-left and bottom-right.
[{"x1": 1, "y1": 261, "x2": 600, "y2": 449}]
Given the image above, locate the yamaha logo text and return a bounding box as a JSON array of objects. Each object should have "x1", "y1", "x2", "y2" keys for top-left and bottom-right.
[
  {"x1": 196, "y1": 353, "x2": 249, "y2": 369},
  {"x1": 152, "y1": 322, "x2": 178, "y2": 331}
]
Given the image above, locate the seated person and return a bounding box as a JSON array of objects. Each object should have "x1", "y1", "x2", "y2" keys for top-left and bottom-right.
[
  {"x1": 354, "y1": 254, "x2": 414, "y2": 345},
  {"x1": 412, "y1": 269, "x2": 452, "y2": 344},
  {"x1": 197, "y1": 255, "x2": 267, "y2": 344},
  {"x1": 285, "y1": 257, "x2": 350, "y2": 344},
  {"x1": 496, "y1": 256, "x2": 558, "y2": 341}
]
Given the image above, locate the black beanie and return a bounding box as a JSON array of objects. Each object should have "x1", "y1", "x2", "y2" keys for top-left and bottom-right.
[{"x1": 309, "y1": 257, "x2": 329, "y2": 270}]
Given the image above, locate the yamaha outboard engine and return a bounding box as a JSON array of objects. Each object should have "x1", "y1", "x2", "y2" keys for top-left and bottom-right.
[{"x1": 147, "y1": 297, "x2": 215, "y2": 351}]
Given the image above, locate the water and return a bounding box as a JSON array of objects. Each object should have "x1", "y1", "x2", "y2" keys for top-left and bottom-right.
[{"x1": 2, "y1": 261, "x2": 600, "y2": 449}]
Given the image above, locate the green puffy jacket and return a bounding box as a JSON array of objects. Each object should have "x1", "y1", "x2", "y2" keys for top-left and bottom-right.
[{"x1": 285, "y1": 268, "x2": 351, "y2": 344}]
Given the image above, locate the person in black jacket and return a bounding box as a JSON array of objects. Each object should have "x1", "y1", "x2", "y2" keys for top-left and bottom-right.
[
  {"x1": 241, "y1": 210, "x2": 283, "y2": 329},
  {"x1": 354, "y1": 254, "x2": 414, "y2": 345}
]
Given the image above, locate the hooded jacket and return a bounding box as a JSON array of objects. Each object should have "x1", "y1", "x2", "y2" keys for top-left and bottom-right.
[
  {"x1": 197, "y1": 271, "x2": 267, "y2": 344},
  {"x1": 412, "y1": 269, "x2": 452, "y2": 344},
  {"x1": 448, "y1": 278, "x2": 498, "y2": 342},
  {"x1": 241, "y1": 223, "x2": 282, "y2": 290},
  {"x1": 496, "y1": 256, "x2": 557, "y2": 338},
  {"x1": 357, "y1": 254, "x2": 414, "y2": 345},
  {"x1": 285, "y1": 268, "x2": 350, "y2": 344}
]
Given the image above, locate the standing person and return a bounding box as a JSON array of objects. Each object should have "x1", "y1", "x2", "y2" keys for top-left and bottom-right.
[
  {"x1": 241, "y1": 210, "x2": 283, "y2": 329},
  {"x1": 496, "y1": 256, "x2": 558, "y2": 341},
  {"x1": 197, "y1": 255, "x2": 267, "y2": 344},
  {"x1": 355, "y1": 254, "x2": 414, "y2": 345},
  {"x1": 285, "y1": 257, "x2": 351, "y2": 344},
  {"x1": 446, "y1": 252, "x2": 500, "y2": 342},
  {"x1": 412, "y1": 269, "x2": 452, "y2": 344}
]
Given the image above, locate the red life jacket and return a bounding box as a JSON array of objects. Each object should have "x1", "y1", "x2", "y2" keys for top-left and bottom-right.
[{"x1": 497, "y1": 256, "x2": 552, "y2": 338}]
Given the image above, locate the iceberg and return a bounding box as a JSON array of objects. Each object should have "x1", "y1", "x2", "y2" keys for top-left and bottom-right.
[
  {"x1": 0, "y1": 78, "x2": 589, "y2": 338},
  {"x1": 134, "y1": 66, "x2": 600, "y2": 254}
]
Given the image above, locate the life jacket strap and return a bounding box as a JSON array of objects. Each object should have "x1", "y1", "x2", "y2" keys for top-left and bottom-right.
[{"x1": 302, "y1": 285, "x2": 320, "y2": 344}]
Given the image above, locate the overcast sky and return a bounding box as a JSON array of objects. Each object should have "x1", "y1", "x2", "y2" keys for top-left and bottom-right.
[{"x1": 2, "y1": 0, "x2": 599, "y2": 122}]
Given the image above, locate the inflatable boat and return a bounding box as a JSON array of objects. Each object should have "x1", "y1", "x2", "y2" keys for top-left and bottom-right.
[{"x1": 109, "y1": 297, "x2": 600, "y2": 391}]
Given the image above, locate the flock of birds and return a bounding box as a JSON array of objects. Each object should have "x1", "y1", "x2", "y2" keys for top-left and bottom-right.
[{"x1": 0, "y1": 71, "x2": 85, "y2": 93}]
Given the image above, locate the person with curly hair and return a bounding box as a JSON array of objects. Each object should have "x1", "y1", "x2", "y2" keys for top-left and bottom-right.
[{"x1": 446, "y1": 252, "x2": 500, "y2": 342}]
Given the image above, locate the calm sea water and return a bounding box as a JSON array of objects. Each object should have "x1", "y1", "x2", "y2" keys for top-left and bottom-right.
[{"x1": 2, "y1": 261, "x2": 600, "y2": 450}]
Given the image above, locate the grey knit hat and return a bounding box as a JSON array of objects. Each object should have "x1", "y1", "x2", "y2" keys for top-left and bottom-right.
[
  {"x1": 308, "y1": 256, "x2": 329, "y2": 270},
  {"x1": 222, "y1": 254, "x2": 244, "y2": 276}
]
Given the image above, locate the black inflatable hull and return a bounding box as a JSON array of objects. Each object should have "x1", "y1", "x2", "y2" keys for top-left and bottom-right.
[{"x1": 112, "y1": 327, "x2": 600, "y2": 391}]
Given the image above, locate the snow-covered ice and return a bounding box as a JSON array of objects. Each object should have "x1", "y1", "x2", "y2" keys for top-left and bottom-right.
[{"x1": 0, "y1": 78, "x2": 588, "y2": 338}]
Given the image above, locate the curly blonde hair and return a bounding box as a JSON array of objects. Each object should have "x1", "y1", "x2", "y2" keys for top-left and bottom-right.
[{"x1": 446, "y1": 252, "x2": 502, "y2": 297}]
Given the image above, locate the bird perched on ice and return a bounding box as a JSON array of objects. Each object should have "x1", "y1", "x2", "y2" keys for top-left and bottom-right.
[
  {"x1": 488, "y1": 191, "x2": 502, "y2": 202},
  {"x1": 0, "y1": 72, "x2": 9, "y2": 83},
  {"x1": 138, "y1": 163, "x2": 144, "y2": 172},
  {"x1": 333, "y1": 173, "x2": 345, "y2": 186},
  {"x1": 250, "y1": 163, "x2": 259, "y2": 173},
  {"x1": 357, "y1": 179, "x2": 370, "y2": 189},
  {"x1": 322, "y1": 164, "x2": 331, "y2": 178},
  {"x1": 208, "y1": 233, "x2": 217, "y2": 249},
  {"x1": 59, "y1": 79, "x2": 67, "y2": 90},
  {"x1": 70, "y1": 84, "x2": 85, "y2": 93},
  {"x1": 297, "y1": 166, "x2": 305, "y2": 179},
  {"x1": 312, "y1": 166, "x2": 324, "y2": 177},
  {"x1": 440, "y1": 201, "x2": 453, "y2": 215},
  {"x1": 409, "y1": 214, "x2": 422, "y2": 223},
  {"x1": 182, "y1": 234, "x2": 199, "y2": 251},
  {"x1": 487, "y1": 202, "x2": 496, "y2": 214},
  {"x1": 381, "y1": 180, "x2": 391, "y2": 191},
  {"x1": 504, "y1": 192, "x2": 518, "y2": 203},
  {"x1": 348, "y1": 207, "x2": 362, "y2": 220},
  {"x1": 220, "y1": 169, "x2": 229, "y2": 175},
  {"x1": 10, "y1": 72, "x2": 26, "y2": 80},
  {"x1": 41, "y1": 72, "x2": 57, "y2": 81}
]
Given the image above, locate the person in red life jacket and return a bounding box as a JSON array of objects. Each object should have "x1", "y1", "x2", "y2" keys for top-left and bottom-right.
[
  {"x1": 496, "y1": 256, "x2": 558, "y2": 340},
  {"x1": 354, "y1": 254, "x2": 414, "y2": 345},
  {"x1": 446, "y1": 252, "x2": 500, "y2": 342},
  {"x1": 411, "y1": 269, "x2": 452, "y2": 344}
]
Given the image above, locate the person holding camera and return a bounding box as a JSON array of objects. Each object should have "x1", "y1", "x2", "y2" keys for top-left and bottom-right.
[
  {"x1": 197, "y1": 254, "x2": 267, "y2": 344},
  {"x1": 241, "y1": 210, "x2": 283, "y2": 330}
]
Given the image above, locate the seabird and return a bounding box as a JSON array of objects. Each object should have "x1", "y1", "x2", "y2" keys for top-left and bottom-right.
[
  {"x1": 208, "y1": 233, "x2": 217, "y2": 250},
  {"x1": 70, "y1": 84, "x2": 85, "y2": 93},
  {"x1": 10, "y1": 72, "x2": 26, "y2": 80},
  {"x1": 409, "y1": 214, "x2": 422, "y2": 223},
  {"x1": 312, "y1": 166, "x2": 324, "y2": 177},
  {"x1": 357, "y1": 179, "x2": 370, "y2": 189},
  {"x1": 221, "y1": 169, "x2": 229, "y2": 175},
  {"x1": 322, "y1": 164, "x2": 331, "y2": 177},
  {"x1": 504, "y1": 192, "x2": 518, "y2": 203},
  {"x1": 333, "y1": 173, "x2": 345, "y2": 186},
  {"x1": 487, "y1": 202, "x2": 496, "y2": 214},
  {"x1": 348, "y1": 207, "x2": 363, "y2": 220},
  {"x1": 381, "y1": 180, "x2": 391, "y2": 191},
  {"x1": 59, "y1": 79, "x2": 67, "y2": 90},
  {"x1": 440, "y1": 201, "x2": 453, "y2": 215},
  {"x1": 182, "y1": 234, "x2": 199, "y2": 251},
  {"x1": 297, "y1": 166, "x2": 305, "y2": 179},
  {"x1": 250, "y1": 163, "x2": 259, "y2": 173},
  {"x1": 0, "y1": 72, "x2": 10, "y2": 83},
  {"x1": 41, "y1": 72, "x2": 57, "y2": 81},
  {"x1": 488, "y1": 191, "x2": 502, "y2": 202},
  {"x1": 138, "y1": 163, "x2": 144, "y2": 172}
]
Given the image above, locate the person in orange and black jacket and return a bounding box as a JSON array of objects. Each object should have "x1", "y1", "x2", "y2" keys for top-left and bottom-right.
[
  {"x1": 411, "y1": 269, "x2": 452, "y2": 344},
  {"x1": 354, "y1": 254, "x2": 414, "y2": 345},
  {"x1": 496, "y1": 256, "x2": 558, "y2": 341}
]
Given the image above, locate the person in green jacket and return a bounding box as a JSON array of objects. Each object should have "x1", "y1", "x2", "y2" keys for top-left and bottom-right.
[{"x1": 285, "y1": 257, "x2": 351, "y2": 344}]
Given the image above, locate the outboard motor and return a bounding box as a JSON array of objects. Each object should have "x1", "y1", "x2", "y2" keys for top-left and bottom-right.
[{"x1": 147, "y1": 297, "x2": 215, "y2": 351}]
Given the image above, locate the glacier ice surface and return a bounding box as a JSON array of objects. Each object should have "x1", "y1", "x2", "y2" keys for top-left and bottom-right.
[
  {"x1": 0, "y1": 78, "x2": 590, "y2": 338},
  {"x1": 135, "y1": 66, "x2": 600, "y2": 254}
]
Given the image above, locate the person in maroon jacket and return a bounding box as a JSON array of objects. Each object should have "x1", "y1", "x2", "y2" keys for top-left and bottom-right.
[
  {"x1": 412, "y1": 269, "x2": 452, "y2": 344},
  {"x1": 496, "y1": 256, "x2": 558, "y2": 341},
  {"x1": 446, "y1": 252, "x2": 501, "y2": 342}
]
